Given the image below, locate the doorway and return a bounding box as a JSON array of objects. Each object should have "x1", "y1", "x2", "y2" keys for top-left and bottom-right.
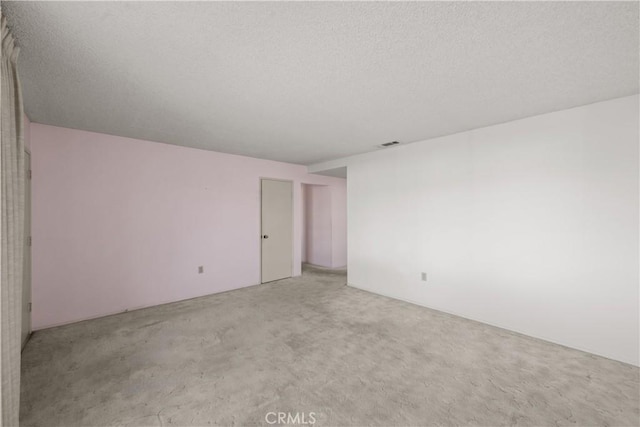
[
  {"x1": 302, "y1": 184, "x2": 332, "y2": 268},
  {"x1": 260, "y1": 179, "x2": 293, "y2": 283}
]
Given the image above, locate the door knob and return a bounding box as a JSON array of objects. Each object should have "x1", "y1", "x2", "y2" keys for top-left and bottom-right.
[{"x1": 262, "y1": 235, "x2": 269, "y2": 239}]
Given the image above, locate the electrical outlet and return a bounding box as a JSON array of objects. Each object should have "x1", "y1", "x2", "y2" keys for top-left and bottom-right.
[
  {"x1": 198, "y1": 266, "x2": 204, "y2": 274},
  {"x1": 421, "y1": 272, "x2": 427, "y2": 281}
]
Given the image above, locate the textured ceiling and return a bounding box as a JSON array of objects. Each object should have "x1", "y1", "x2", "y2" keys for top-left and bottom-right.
[{"x1": 3, "y1": 1, "x2": 639, "y2": 165}]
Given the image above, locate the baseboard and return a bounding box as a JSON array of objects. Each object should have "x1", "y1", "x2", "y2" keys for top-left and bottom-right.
[{"x1": 303, "y1": 262, "x2": 346, "y2": 271}]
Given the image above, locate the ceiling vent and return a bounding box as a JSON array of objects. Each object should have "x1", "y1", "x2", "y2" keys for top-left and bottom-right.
[{"x1": 380, "y1": 141, "x2": 400, "y2": 148}]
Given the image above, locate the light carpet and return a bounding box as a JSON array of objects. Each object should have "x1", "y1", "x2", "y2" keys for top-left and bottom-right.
[{"x1": 20, "y1": 266, "x2": 639, "y2": 426}]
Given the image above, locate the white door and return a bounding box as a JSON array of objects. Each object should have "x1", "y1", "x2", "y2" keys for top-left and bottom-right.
[
  {"x1": 261, "y1": 179, "x2": 293, "y2": 283},
  {"x1": 22, "y1": 151, "x2": 32, "y2": 349}
]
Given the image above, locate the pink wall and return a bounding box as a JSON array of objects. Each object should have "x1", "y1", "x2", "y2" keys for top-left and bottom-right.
[
  {"x1": 331, "y1": 184, "x2": 347, "y2": 268},
  {"x1": 301, "y1": 185, "x2": 308, "y2": 263},
  {"x1": 31, "y1": 123, "x2": 346, "y2": 329},
  {"x1": 304, "y1": 185, "x2": 333, "y2": 267},
  {"x1": 303, "y1": 184, "x2": 347, "y2": 269}
]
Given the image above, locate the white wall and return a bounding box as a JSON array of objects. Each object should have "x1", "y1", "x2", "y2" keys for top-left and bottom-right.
[{"x1": 347, "y1": 95, "x2": 639, "y2": 365}]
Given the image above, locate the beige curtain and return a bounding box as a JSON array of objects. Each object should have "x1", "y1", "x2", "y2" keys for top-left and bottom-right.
[{"x1": 0, "y1": 12, "x2": 24, "y2": 427}]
